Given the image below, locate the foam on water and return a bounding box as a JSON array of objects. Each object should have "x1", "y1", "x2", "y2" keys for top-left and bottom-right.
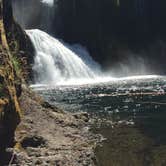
[{"x1": 30, "y1": 75, "x2": 161, "y2": 91}]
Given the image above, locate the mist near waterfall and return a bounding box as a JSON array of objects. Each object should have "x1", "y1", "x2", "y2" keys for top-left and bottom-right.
[
  {"x1": 106, "y1": 52, "x2": 150, "y2": 77},
  {"x1": 26, "y1": 29, "x2": 102, "y2": 85},
  {"x1": 27, "y1": 29, "x2": 158, "y2": 86}
]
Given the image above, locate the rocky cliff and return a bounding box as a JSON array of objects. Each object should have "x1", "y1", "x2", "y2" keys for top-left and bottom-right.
[
  {"x1": 0, "y1": 0, "x2": 41, "y2": 163},
  {"x1": 0, "y1": 0, "x2": 22, "y2": 164}
]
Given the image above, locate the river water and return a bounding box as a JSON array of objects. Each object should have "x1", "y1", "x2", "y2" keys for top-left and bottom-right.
[{"x1": 32, "y1": 75, "x2": 166, "y2": 166}]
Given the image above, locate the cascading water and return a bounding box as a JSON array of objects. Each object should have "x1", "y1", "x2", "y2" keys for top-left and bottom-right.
[
  {"x1": 26, "y1": 29, "x2": 102, "y2": 85},
  {"x1": 41, "y1": 0, "x2": 54, "y2": 6}
]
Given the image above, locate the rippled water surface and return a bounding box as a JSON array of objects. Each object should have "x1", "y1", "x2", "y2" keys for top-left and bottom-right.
[{"x1": 32, "y1": 76, "x2": 166, "y2": 166}]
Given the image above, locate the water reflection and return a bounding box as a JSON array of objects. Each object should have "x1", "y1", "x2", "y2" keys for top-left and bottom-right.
[{"x1": 32, "y1": 76, "x2": 166, "y2": 166}]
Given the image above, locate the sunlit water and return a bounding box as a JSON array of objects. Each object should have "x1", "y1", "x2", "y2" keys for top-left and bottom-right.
[
  {"x1": 31, "y1": 75, "x2": 165, "y2": 118},
  {"x1": 27, "y1": 23, "x2": 166, "y2": 166},
  {"x1": 32, "y1": 75, "x2": 166, "y2": 166}
]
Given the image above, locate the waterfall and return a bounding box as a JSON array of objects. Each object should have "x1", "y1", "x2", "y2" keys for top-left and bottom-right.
[
  {"x1": 41, "y1": 0, "x2": 54, "y2": 6},
  {"x1": 26, "y1": 29, "x2": 101, "y2": 85}
]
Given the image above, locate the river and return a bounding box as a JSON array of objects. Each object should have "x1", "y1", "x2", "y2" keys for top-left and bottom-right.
[{"x1": 32, "y1": 75, "x2": 166, "y2": 166}]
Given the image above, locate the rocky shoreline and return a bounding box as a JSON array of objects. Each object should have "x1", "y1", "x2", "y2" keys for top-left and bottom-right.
[{"x1": 6, "y1": 87, "x2": 98, "y2": 166}]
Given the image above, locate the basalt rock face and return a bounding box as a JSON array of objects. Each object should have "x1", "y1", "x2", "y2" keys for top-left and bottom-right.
[{"x1": 54, "y1": 0, "x2": 166, "y2": 75}]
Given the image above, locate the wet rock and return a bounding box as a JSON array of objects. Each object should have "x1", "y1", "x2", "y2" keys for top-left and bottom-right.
[
  {"x1": 21, "y1": 135, "x2": 46, "y2": 148},
  {"x1": 73, "y1": 112, "x2": 89, "y2": 122},
  {"x1": 13, "y1": 89, "x2": 97, "y2": 165}
]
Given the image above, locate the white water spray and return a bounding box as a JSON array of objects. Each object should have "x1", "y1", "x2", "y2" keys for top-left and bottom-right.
[
  {"x1": 26, "y1": 29, "x2": 102, "y2": 85},
  {"x1": 41, "y1": 0, "x2": 54, "y2": 6},
  {"x1": 26, "y1": 29, "x2": 160, "y2": 86}
]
